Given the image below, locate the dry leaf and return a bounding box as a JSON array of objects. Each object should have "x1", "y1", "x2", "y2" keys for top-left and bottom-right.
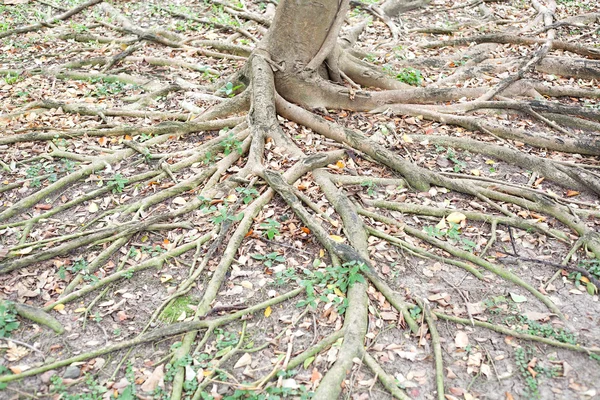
[
  {"x1": 447, "y1": 212, "x2": 466, "y2": 224},
  {"x1": 140, "y1": 364, "x2": 164, "y2": 393},
  {"x1": 310, "y1": 367, "x2": 322, "y2": 383},
  {"x1": 264, "y1": 306, "x2": 272, "y2": 317},
  {"x1": 234, "y1": 353, "x2": 252, "y2": 369},
  {"x1": 455, "y1": 331, "x2": 469, "y2": 348},
  {"x1": 329, "y1": 235, "x2": 345, "y2": 243}
]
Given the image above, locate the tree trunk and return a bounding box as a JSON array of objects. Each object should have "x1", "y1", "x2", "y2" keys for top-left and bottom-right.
[{"x1": 261, "y1": 0, "x2": 349, "y2": 73}]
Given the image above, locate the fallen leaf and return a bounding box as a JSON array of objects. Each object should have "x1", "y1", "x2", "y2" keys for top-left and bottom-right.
[
  {"x1": 455, "y1": 331, "x2": 469, "y2": 348},
  {"x1": 310, "y1": 368, "x2": 322, "y2": 383},
  {"x1": 140, "y1": 364, "x2": 164, "y2": 392},
  {"x1": 264, "y1": 306, "x2": 272, "y2": 317},
  {"x1": 234, "y1": 353, "x2": 252, "y2": 369},
  {"x1": 509, "y1": 292, "x2": 527, "y2": 303},
  {"x1": 447, "y1": 212, "x2": 466, "y2": 224},
  {"x1": 329, "y1": 235, "x2": 345, "y2": 243}
]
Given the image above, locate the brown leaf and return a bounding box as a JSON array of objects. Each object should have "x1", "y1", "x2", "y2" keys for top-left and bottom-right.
[
  {"x1": 310, "y1": 367, "x2": 322, "y2": 383},
  {"x1": 117, "y1": 311, "x2": 129, "y2": 321},
  {"x1": 455, "y1": 331, "x2": 469, "y2": 348}
]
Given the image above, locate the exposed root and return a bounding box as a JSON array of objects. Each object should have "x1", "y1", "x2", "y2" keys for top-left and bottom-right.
[{"x1": 2, "y1": 1, "x2": 599, "y2": 398}]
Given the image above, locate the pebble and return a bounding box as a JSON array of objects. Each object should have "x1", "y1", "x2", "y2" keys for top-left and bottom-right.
[{"x1": 63, "y1": 365, "x2": 81, "y2": 379}]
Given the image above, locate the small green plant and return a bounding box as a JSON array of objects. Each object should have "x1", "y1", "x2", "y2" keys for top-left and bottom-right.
[
  {"x1": 218, "y1": 81, "x2": 243, "y2": 97},
  {"x1": 0, "y1": 301, "x2": 20, "y2": 338},
  {"x1": 225, "y1": 383, "x2": 314, "y2": 399},
  {"x1": 568, "y1": 259, "x2": 600, "y2": 295},
  {"x1": 175, "y1": 20, "x2": 197, "y2": 32},
  {"x1": 25, "y1": 163, "x2": 41, "y2": 179},
  {"x1": 361, "y1": 180, "x2": 376, "y2": 197},
  {"x1": 236, "y1": 187, "x2": 259, "y2": 204},
  {"x1": 202, "y1": 150, "x2": 215, "y2": 165},
  {"x1": 210, "y1": 203, "x2": 244, "y2": 224},
  {"x1": 482, "y1": 295, "x2": 516, "y2": 315},
  {"x1": 394, "y1": 67, "x2": 423, "y2": 86},
  {"x1": 220, "y1": 131, "x2": 243, "y2": 155},
  {"x1": 49, "y1": 373, "x2": 108, "y2": 399},
  {"x1": 209, "y1": 5, "x2": 241, "y2": 27},
  {"x1": 423, "y1": 225, "x2": 445, "y2": 239},
  {"x1": 160, "y1": 296, "x2": 195, "y2": 323},
  {"x1": 297, "y1": 260, "x2": 368, "y2": 313},
  {"x1": 514, "y1": 346, "x2": 540, "y2": 398},
  {"x1": 61, "y1": 258, "x2": 99, "y2": 284},
  {"x1": 362, "y1": 53, "x2": 377, "y2": 63},
  {"x1": 107, "y1": 173, "x2": 128, "y2": 193},
  {"x1": 214, "y1": 328, "x2": 239, "y2": 352},
  {"x1": 141, "y1": 245, "x2": 166, "y2": 257},
  {"x1": 260, "y1": 218, "x2": 281, "y2": 240},
  {"x1": 90, "y1": 78, "x2": 129, "y2": 97},
  {"x1": 139, "y1": 133, "x2": 153, "y2": 142},
  {"x1": 70, "y1": 22, "x2": 89, "y2": 33},
  {"x1": 3, "y1": 72, "x2": 21, "y2": 85},
  {"x1": 251, "y1": 252, "x2": 285, "y2": 268},
  {"x1": 409, "y1": 305, "x2": 422, "y2": 320},
  {"x1": 445, "y1": 148, "x2": 467, "y2": 172},
  {"x1": 275, "y1": 267, "x2": 298, "y2": 285},
  {"x1": 424, "y1": 222, "x2": 476, "y2": 251},
  {"x1": 514, "y1": 314, "x2": 576, "y2": 344}
]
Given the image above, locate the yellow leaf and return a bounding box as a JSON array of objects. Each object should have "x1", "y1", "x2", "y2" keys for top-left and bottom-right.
[
  {"x1": 264, "y1": 306, "x2": 272, "y2": 317},
  {"x1": 16, "y1": 247, "x2": 33, "y2": 255},
  {"x1": 335, "y1": 160, "x2": 345, "y2": 169},
  {"x1": 470, "y1": 169, "x2": 480, "y2": 176},
  {"x1": 402, "y1": 134, "x2": 414, "y2": 143},
  {"x1": 53, "y1": 304, "x2": 65, "y2": 311},
  {"x1": 566, "y1": 190, "x2": 580, "y2": 197},
  {"x1": 447, "y1": 212, "x2": 466, "y2": 224},
  {"x1": 319, "y1": 249, "x2": 325, "y2": 258},
  {"x1": 485, "y1": 159, "x2": 495, "y2": 165},
  {"x1": 329, "y1": 235, "x2": 345, "y2": 243},
  {"x1": 226, "y1": 194, "x2": 237, "y2": 202},
  {"x1": 88, "y1": 202, "x2": 99, "y2": 213},
  {"x1": 74, "y1": 307, "x2": 87, "y2": 313},
  {"x1": 436, "y1": 218, "x2": 447, "y2": 230},
  {"x1": 160, "y1": 274, "x2": 172, "y2": 283},
  {"x1": 333, "y1": 288, "x2": 345, "y2": 297},
  {"x1": 580, "y1": 276, "x2": 590, "y2": 283}
]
